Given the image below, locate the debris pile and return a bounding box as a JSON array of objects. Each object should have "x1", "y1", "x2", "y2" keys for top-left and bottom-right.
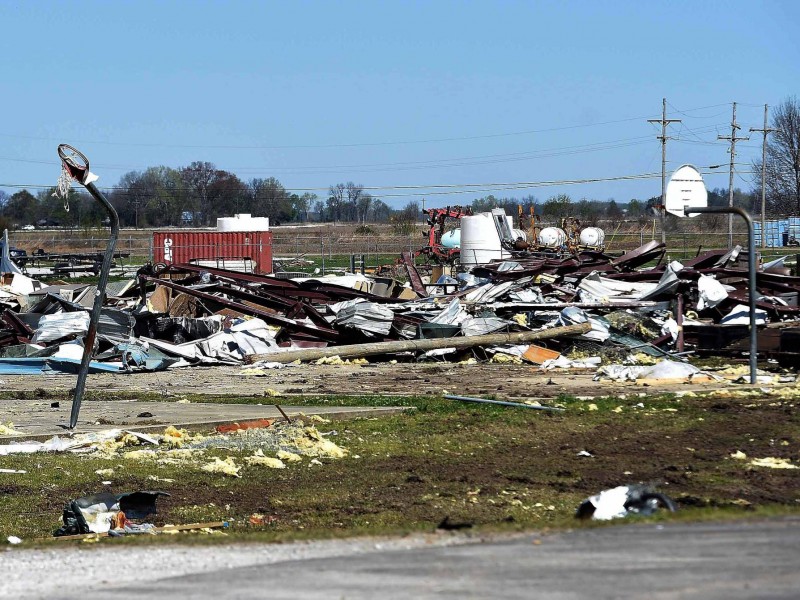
[
  {"x1": 2, "y1": 239, "x2": 800, "y2": 374},
  {"x1": 0, "y1": 420, "x2": 348, "y2": 467}
]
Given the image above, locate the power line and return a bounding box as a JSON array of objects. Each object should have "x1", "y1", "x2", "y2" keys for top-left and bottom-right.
[
  {"x1": 0, "y1": 102, "x2": 754, "y2": 151},
  {"x1": 648, "y1": 98, "x2": 681, "y2": 244},
  {"x1": 0, "y1": 171, "x2": 665, "y2": 199},
  {"x1": 0, "y1": 116, "x2": 657, "y2": 151},
  {"x1": 718, "y1": 102, "x2": 750, "y2": 245},
  {"x1": 750, "y1": 104, "x2": 776, "y2": 243},
  {"x1": 0, "y1": 124, "x2": 732, "y2": 176}
]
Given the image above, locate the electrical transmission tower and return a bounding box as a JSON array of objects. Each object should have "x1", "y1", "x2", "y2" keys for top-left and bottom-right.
[
  {"x1": 750, "y1": 104, "x2": 774, "y2": 249},
  {"x1": 648, "y1": 98, "x2": 680, "y2": 244},
  {"x1": 718, "y1": 102, "x2": 749, "y2": 247}
]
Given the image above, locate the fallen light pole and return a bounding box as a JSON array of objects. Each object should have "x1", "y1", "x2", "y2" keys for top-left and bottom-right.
[
  {"x1": 685, "y1": 205, "x2": 758, "y2": 384},
  {"x1": 245, "y1": 322, "x2": 591, "y2": 364},
  {"x1": 55, "y1": 145, "x2": 120, "y2": 429}
]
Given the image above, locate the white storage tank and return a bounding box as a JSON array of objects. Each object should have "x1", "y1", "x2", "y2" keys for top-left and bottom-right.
[
  {"x1": 217, "y1": 213, "x2": 270, "y2": 232},
  {"x1": 460, "y1": 213, "x2": 510, "y2": 267},
  {"x1": 579, "y1": 227, "x2": 605, "y2": 247},
  {"x1": 538, "y1": 227, "x2": 567, "y2": 248},
  {"x1": 441, "y1": 229, "x2": 461, "y2": 249}
]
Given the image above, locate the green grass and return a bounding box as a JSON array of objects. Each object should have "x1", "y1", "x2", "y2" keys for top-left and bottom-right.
[{"x1": 1, "y1": 391, "x2": 798, "y2": 548}]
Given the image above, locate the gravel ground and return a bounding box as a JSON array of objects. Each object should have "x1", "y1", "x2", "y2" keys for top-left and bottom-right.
[
  {"x1": 0, "y1": 362, "x2": 744, "y2": 399},
  {"x1": 2, "y1": 532, "x2": 498, "y2": 600}
]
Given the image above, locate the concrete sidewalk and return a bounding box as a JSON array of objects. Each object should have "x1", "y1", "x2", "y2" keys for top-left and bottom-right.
[{"x1": 0, "y1": 398, "x2": 407, "y2": 442}]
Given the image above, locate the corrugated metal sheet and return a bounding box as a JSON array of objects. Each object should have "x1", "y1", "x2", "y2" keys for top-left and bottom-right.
[{"x1": 152, "y1": 231, "x2": 273, "y2": 274}]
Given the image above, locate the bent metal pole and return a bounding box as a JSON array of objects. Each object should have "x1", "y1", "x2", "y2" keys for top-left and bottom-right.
[
  {"x1": 57, "y1": 148, "x2": 120, "y2": 429},
  {"x1": 685, "y1": 206, "x2": 757, "y2": 384}
]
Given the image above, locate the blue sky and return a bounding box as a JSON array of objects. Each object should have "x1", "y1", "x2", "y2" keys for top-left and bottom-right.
[{"x1": 0, "y1": 0, "x2": 797, "y2": 209}]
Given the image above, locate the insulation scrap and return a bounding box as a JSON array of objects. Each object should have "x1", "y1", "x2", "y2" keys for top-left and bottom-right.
[
  {"x1": 294, "y1": 426, "x2": 348, "y2": 459},
  {"x1": 277, "y1": 450, "x2": 302, "y2": 463},
  {"x1": 0, "y1": 422, "x2": 21, "y2": 435},
  {"x1": 201, "y1": 457, "x2": 241, "y2": 477},
  {"x1": 490, "y1": 353, "x2": 523, "y2": 364},
  {"x1": 244, "y1": 450, "x2": 286, "y2": 469},
  {"x1": 512, "y1": 313, "x2": 528, "y2": 327},
  {"x1": 123, "y1": 449, "x2": 158, "y2": 460},
  {"x1": 749, "y1": 457, "x2": 798, "y2": 469},
  {"x1": 160, "y1": 448, "x2": 202, "y2": 461},
  {"x1": 120, "y1": 433, "x2": 144, "y2": 446},
  {"x1": 314, "y1": 356, "x2": 368, "y2": 366},
  {"x1": 304, "y1": 414, "x2": 330, "y2": 424},
  {"x1": 163, "y1": 426, "x2": 192, "y2": 448}
]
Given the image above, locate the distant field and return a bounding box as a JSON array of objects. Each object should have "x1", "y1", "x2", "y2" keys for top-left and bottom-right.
[{"x1": 7, "y1": 222, "x2": 790, "y2": 273}]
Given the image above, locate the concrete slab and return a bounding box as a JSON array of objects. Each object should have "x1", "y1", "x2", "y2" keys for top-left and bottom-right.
[{"x1": 0, "y1": 399, "x2": 408, "y2": 442}]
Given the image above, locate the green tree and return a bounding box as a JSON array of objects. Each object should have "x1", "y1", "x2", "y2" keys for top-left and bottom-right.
[
  {"x1": 606, "y1": 199, "x2": 623, "y2": 220},
  {"x1": 2, "y1": 190, "x2": 37, "y2": 224},
  {"x1": 295, "y1": 193, "x2": 316, "y2": 222},
  {"x1": 541, "y1": 193, "x2": 572, "y2": 221}
]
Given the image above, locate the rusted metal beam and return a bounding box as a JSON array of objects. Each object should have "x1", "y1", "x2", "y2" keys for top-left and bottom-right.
[{"x1": 139, "y1": 276, "x2": 340, "y2": 342}]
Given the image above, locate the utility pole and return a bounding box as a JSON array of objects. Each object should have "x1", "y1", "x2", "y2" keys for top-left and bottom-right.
[
  {"x1": 750, "y1": 104, "x2": 774, "y2": 249},
  {"x1": 718, "y1": 102, "x2": 749, "y2": 247},
  {"x1": 648, "y1": 98, "x2": 681, "y2": 245}
]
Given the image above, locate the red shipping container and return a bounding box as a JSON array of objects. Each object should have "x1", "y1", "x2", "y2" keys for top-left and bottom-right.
[{"x1": 152, "y1": 231, "x2": 273, "y2": 275}]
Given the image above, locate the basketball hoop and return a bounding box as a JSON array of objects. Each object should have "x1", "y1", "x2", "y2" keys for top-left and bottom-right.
[
  {"x1": 51, "y1": 144, "x2": 120, "y2": 430},
  {"x1": 54, "y1": 144, "x2": 100, "y2": 208}
]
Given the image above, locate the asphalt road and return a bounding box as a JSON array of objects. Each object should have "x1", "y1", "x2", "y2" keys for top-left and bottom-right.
[{"x1": 41, "y1": 518, "x2": 800, "y2": 600}]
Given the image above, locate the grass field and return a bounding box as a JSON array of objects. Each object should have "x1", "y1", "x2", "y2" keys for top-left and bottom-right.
[{"x1": 1, "y1": 389, "x2": 797, "y2": 547}]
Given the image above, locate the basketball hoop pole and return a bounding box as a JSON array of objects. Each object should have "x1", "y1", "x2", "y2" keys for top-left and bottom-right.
[
  {"x1": 67, "y1": 176, "x2": 120, "y2": 429},
  {"x1": 684, "y1": 206, "x2": 757, "y2": 385}
]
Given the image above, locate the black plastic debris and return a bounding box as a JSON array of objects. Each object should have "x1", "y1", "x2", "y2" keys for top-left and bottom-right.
[
  {"x1": 54, "y1": 490, "x2": 170, "y2": 536},
  {"x1": 575, "y1": 485, "x2": 677, "y2": 520}
]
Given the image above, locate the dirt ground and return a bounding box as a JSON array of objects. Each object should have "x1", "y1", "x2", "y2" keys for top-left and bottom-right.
[
  {"x1": 1, "y1": 361, "x2": 798, "y2": 546},
  {"x1": 0, "y1": 362, "x2": 753, "y2": 399}
]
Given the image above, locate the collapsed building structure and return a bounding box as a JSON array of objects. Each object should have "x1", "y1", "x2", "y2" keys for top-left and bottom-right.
[{"x1": 0, "y1": 208, "x2": 798, "y2": 375}]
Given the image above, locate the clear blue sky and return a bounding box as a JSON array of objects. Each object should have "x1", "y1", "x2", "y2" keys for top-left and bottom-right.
[{"x1": 0, "y1": 0, "x2": 797, "y2": 209}]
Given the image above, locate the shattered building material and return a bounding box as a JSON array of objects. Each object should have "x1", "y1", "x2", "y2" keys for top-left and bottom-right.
[{"x1": 4, "y1": 232, "x2": 800, "y2": 375}]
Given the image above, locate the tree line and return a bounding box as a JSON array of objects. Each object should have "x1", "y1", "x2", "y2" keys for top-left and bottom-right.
[{"x1": 0, "y1": 97, "x2": 796, "y2": 231}]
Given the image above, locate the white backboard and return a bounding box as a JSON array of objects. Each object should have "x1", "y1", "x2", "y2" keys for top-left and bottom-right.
[{"x1": 665, "y1": 164, "x2": 707, "y2": 217}]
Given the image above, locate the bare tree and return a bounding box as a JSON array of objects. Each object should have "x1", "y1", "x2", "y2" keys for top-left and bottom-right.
[
  {"x1": 327, "y1": 183, "x2": 346, "y2": 223},
  {"x1": 180, "y1": 161, "x2": 219, "y2": 226},
  {"x1": 357, "y1": 192, "x2": 373, "y2": 224},
  {"x1": 753, "y1": 97, "x2": 800, "y2": 214}
]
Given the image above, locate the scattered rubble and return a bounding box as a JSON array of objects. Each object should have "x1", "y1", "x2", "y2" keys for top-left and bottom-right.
[{"x1": 1, "y1": 231, "x2": 800, "y2": 381}]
